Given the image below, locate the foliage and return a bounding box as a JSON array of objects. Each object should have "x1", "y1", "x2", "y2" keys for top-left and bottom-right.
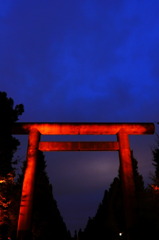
[
  {"x1": 0, "y1": 91, "x2": 24, "y2": 239},
  {"x1": 31, "y1": 151, "x2": 71, "y2": 240},
  {"x1": 138, "y1": 133, "x2": 159, "y2": 239},
  {"x1": 152, "y1": 134, "x2": 159, "y2": 186},
  {"x1": 78, "y1": 153, "x2": 145, "y2": 240},
  {"x1": 0, "y1": 92, "x2": 24, "y2": 176}
]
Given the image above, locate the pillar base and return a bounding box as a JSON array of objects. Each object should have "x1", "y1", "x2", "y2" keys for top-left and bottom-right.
[{"x1": 17, "y1": 230, "x2": 32, "y2": 240}]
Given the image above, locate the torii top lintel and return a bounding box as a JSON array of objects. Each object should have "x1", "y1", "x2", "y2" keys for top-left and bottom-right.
[{"x1": 13, "y1": 122, "x2": 155, "y2": 135}]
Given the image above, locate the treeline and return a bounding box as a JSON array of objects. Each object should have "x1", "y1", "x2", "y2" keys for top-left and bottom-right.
[
  {"x1": 74, "y1": 139, "x2": 159, "y2": 239},
  {"x1": 0, "y1": 91, "x2": 159, "y2": 240}
]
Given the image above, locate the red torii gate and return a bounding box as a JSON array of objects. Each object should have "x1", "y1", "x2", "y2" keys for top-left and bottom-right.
[{"x1": 13, "y1": 122, "x2": 155, "y2": 240}]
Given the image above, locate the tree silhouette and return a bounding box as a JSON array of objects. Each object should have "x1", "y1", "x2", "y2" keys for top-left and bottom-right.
[
  {"x1": 139, "y1": 133, "x2": 159, "y2": 239},
  {"x1": 152, "y1": 134, "x2": 159, "y2": 186},
  {"x1": 0, "y1": 92, "x2": 24, "y2": 240},
  {"x1": 0, "y1": 92, "x2": 24, "y2": 176},
  {"x1": 79, "y1": 152, "x2": 145, "y2": 240},
  {"x1": 30, "y1": 150, "x2": 71, "y2": 240}
]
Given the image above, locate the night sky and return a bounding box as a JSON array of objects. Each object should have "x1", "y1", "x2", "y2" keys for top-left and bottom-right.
[{"x1": 1, "y1": 0, "x2": 159, "y2": 234}]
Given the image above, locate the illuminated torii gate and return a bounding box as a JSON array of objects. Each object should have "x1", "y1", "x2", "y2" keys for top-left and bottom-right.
[{"x1": 13, "y1": 122, "x2": 155, "y2": 240}]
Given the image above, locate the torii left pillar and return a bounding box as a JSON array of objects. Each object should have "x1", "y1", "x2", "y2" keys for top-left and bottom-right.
[{"x1": 17, "y1": 129, "x2": 40, "y2": 240}]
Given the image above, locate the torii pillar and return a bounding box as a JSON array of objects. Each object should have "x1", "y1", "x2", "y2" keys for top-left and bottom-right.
[
  {"x1": 12, "y1": 122, "x2": 155, "y2": 240},
  {"x1": 117, "y1": 130, "x2": 135, "y2": 239},
  {"x1": 17, "y1": 129, "x2": 40, "y2": 240}
]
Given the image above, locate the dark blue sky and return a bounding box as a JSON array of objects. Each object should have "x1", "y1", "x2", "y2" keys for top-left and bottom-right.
[{"x1": 0, "y1": 0, "x2": 159, "y2": 234}]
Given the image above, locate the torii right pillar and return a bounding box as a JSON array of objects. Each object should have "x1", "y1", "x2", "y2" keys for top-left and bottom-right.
[{"x1": 117, "y1": 129, "x2": 140, "y2": 240}]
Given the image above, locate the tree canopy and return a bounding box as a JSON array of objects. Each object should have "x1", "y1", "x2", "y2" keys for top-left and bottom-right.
[{"x1": 0, "y1": 91, "x2": 24, "y2": 240}]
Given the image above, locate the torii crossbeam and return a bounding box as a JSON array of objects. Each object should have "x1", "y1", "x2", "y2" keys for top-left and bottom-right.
[{"x1": 13, "y1": 122, "x2": 155, "y2": 240}]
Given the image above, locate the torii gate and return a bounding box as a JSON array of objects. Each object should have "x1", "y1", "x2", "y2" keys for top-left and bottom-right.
[{"x1": 13, "y1": 122, "x2": 155, "y2": 240}]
